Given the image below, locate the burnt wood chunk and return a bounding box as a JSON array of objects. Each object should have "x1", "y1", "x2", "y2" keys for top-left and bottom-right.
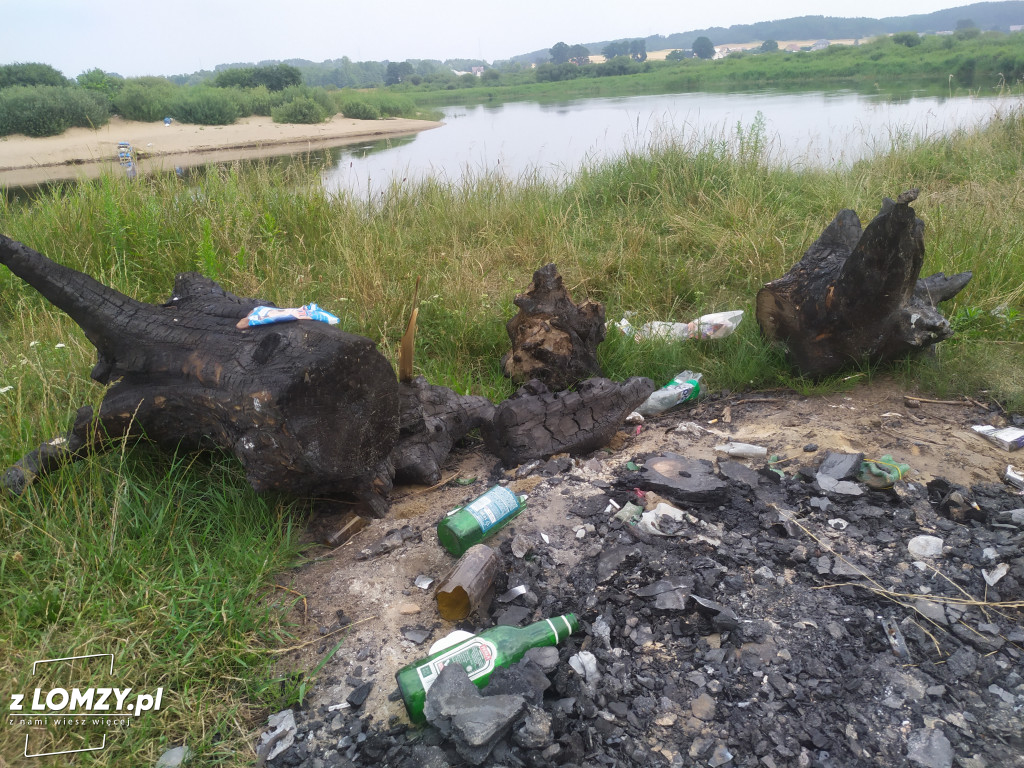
[
  {"x1": 482, "y1": 377, "x2": 656, "y2": 466},
  {"x1": 755, "y1": 190, "x2": 972, "y2": 378},
  {"x1": 501, "y1": 263, "x2": 606, "y2": 391},
  {"x1": 0, "y1": 235, "x2": 399, "y2": 514},
  {"x1": 391, "y1": 376, "x2": 495, "y2": 486}
]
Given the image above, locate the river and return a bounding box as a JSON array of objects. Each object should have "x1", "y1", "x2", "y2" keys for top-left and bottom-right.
[{"x1": 321, "y1": 89, "x2": 1017, "y2": 200}]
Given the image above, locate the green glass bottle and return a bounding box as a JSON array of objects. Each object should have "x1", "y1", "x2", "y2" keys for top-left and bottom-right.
[
  {"x1": 395, "y1": 613, "x2": 579, "y2": 723},
  {"x1": 436, "y1": 485, "x2": 527, "y2": 557}
]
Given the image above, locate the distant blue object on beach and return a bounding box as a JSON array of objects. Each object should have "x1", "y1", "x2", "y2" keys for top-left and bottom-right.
[{"x1": 164, "y1": 117, "x2": 173, "y2": 126}]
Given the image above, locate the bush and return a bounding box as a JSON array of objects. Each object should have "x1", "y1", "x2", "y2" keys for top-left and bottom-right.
[
  {"x1": 339, "y1": 98, "x2": 381, "y2": 120},
  {"x1": 170, "y1": 87, "x2": 240, "y2": 125},
  {"x1": 0, "y1": 85, "x2": 109, "y2": 137},
  {"x1": 0, "y1": 62, "x2": 69, "y2": 89},
  {"x1": 113, "y1": 81, "x2": 177, "y2": 122},
  {"x1": 271, "y1": 96, "x2": 328, "y2": 124}
]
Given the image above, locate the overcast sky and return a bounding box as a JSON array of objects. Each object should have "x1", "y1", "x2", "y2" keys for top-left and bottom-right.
[{"x1": 3, "y1": 0, "x2": 972, "y2": 78}]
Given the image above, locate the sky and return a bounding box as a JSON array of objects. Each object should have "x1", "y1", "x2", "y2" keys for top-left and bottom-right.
[{"x1": 2, "y1": 0, "x2": 976, "y2": 79}]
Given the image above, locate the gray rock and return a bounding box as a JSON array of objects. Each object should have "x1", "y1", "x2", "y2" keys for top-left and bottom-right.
[
  {"x1": 717, "y1": 458, "x2": 761, "y2": 488},
  {"x1": 523, "y1": 645, "x2": 560, "y2": 673},
  {"x1": 708, "y1": 743, "x2": 734, "y2": 766},
  {"x1": 818, "y1": 451, "x2": 864, "y2": 480},
  {"x1": 641, "y1": 453, "x2": 729, "y2": 504},
  {"x1": 513, "y1": 704, "x2": 553, "y2": 749},
  {"x1": 907, "y1": 727, "x2": 953, "y2": 768},
  {"x1": 255, "y1": 709, "x2": 297, "y2": 764},
  {"x1": 155, "y1": 746, "x2": 192, "y2": 768},
  {"x1": 423, "y1": 664, "x2": 526, "y2": 765},
  {"x1": 690, "y1": 692, "x2": 716, "y2": 721},
  {"x1": 908, "y1": 535, "x2": 944, "y2": 559}
]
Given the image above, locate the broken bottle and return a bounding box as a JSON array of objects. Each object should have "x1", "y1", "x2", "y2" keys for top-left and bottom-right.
[{"x1": 395, "y1": 613, "x2": 579, "y2": 723}]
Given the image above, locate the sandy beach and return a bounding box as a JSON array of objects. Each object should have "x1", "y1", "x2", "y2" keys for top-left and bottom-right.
[{"x1": 0, "y1": 114, "x2": 442, "y2": 187}]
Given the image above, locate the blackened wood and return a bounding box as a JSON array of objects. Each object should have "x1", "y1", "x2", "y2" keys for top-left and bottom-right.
[
  {"x1": 482, "y1": 377, "x2": 656, "y2": 466},
  {"x1": 0, "y1": 235, "x2": 399, "y2": 512},
  {"x1": 755, "y1": 191, "x2": 972, "y2": 377},
  {"x1": 501, "y1": 263, "x2": 606, "y2": 391},
  {"x1": 390, "y1": 376, "x2": 495, "y2": 485}
]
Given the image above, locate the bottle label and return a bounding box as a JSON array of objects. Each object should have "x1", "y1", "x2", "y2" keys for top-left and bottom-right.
[
  {"x1": 464, "y1": 486, "x2": 521, "y2": 532},
  {"x1": 416, "y1": 638, "x2": 498, "y2": 693}
]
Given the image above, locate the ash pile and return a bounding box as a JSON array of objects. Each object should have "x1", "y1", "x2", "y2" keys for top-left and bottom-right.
[{"x1": 259, "y1": 442, "x2": 1024, "y2": 768}]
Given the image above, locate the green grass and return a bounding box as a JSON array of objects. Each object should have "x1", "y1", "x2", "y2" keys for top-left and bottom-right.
[{"x1": 2, "y1": 98, "x2": 1023, "y2": 766}]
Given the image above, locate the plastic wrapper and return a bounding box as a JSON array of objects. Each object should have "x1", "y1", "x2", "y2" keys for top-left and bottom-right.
[
  {"x1": 237, "y1": 302, "x2": 340, "y2": 329},
  {"x1": 616, "y1": 310, "x2": 743, "y2": 342}
]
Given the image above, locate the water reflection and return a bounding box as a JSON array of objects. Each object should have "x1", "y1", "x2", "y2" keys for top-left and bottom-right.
[{"x1": 321, "y1": 89, "x2": 1016, "y2": 199}]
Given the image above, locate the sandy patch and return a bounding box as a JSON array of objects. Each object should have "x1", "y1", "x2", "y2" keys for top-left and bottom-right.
[{"x1": 0, "y1": 114, "x2": 442, "y2": 187}]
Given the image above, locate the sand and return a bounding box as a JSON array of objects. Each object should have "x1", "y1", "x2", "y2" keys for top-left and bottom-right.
[{"x1": 0, "y1": 114, "x2": 442, "y2": 187}]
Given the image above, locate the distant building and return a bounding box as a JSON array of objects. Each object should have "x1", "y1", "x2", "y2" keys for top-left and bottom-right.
[
  {"x1": 1011, "y1": 24, "x2": 1023, "y2": 31},
  {"x1": 471, "y1": 66, "x2": 484, "y2": 76},
  {"x1": 810, "y1": 39, "x2": 830, "y2": 51}
]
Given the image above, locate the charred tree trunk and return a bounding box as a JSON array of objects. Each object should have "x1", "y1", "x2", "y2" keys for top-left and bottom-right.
[
  {"x1": 501, "y1": 263, "x2": 606, "y2": 391},
  {"x1": 755, "y1": 190, "x2": 972, "y2": 378},
  {"x1": 482, "y1": 377, "x2": 655, "y2": 467},
  {"x1": 0, "y1": 236, "x2": 399, "y2": 515},
  {"x1": 390, "y1": 377, "x2": 495, "y2": 486}
]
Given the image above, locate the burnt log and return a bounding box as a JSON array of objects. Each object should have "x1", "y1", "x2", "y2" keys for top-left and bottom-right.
[
  {"x1": 0, "y1": 235, "x2": 399, "y2": 515},
  {"x1": 501, "y1": 263, "x2": 606, "y2": 391},
  {"x1": 482, "y1": 377, "x2": 656, "y2": 467},
  {"x1": 755, "y1": 190, "x2": 972, "y2": 378},
  {"x1": 390, "y1": 376, "x2": 495, "y2": 486}
]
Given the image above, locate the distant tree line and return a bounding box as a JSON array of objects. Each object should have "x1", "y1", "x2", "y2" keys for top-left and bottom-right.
[{"x1": 0, "y1": 61, "x2": 422, "y2": 138}]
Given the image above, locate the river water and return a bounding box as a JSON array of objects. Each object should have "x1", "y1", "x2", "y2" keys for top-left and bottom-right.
[{"x1": 322, "y1": 89, "x2": 1016, "y2": 199}]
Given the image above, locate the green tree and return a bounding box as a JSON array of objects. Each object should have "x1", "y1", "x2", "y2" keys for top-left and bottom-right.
[
  {"x1": 252, "y1": 63, "x2": 302, "y2": 91},
  {"x1": 760, "y1": 40, "x2": 779, "y2": 53},
  {"x1": 892, "y1": 32, "x2": 921, "y2": 47},
  {"x1": 77, "y1": 68, "x2": 123, "y2": 100},
  {"x1": 692, "y1": 36, "x2": 716, "y2": 60},
  {"x1": 665, "y1": 49, "x2": 689, "y2": 61},
  {"x1": 385, "y1": 61, "x2": 414, "y2": 85},
  {"x1": 602, "y1": 41, "x2": 628, "y2": 58},
  {"x1": 550, "y1": 42, "x2": 571, "y2": 64},
  {"x1": 568, "y1": 44, "x2": 591, "y2": 65},
  {"x1": 629, "y1": 40, "x2": 647, "y2": 61}
]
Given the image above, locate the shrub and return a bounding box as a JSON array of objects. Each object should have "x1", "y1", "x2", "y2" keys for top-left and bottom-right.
[
  {"x1": 0, "y1": 85, "x2": 109, "y2": 137},
  {"x1": 339, "y1": 98, "x2": 381, "y2": 120},
  {"x1": 171, "y1": 87, "x2": 240, "y2": 125},
  {"x1": 113, "y1": 81, "x2": 177, "y2": 122},
  {"x1": 0, "y1": 62, "x2": 69, "y2": 89},
  {"x1": 271, "y1": 96, "x2": 328, "y2": 124}
]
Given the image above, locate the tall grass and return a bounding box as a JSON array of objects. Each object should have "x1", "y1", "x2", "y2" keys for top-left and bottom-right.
[{"x1": 1, "y1": 102, "x2": 1022, "y2": 765}]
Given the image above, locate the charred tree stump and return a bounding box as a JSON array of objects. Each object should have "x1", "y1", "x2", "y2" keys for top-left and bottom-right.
[
  {"x1": 755, "y1": 190, "x2": 972, "y2": 378},
  {"x1": 501, "y1": 263, "x2": 606, "y2": 391},
  {"x1": 390, "y1": 376, "x2": 495, "y2": 486},
  {"x1": 482, "y1": 377, "x2": 655, "y2": 467},
  {"x1": 0, "y1": 236, "x2": 399, "y2": 516}
]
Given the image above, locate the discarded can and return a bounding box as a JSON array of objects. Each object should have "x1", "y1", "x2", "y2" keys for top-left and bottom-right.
[
  {"x1": 436, "y1": 485, "x2": 526, "y2": 557},
  {"x1": 395, "y1": 613, "x2": 579, "y2": 723},
  {"x1": 434, "y1": 544, "x2": 500, "y2": 621},
  {"x1": 1006, "y1": 465, "x2": 1024, "y2": 491}
]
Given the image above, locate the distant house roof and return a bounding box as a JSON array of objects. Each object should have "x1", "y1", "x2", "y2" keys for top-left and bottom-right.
[{"x1": 810, "y1": 39, "x2": 830, "y2": 51}]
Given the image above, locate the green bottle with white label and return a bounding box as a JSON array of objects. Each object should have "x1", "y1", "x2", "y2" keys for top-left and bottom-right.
[
  {"x1": 436, "y1": 485, "x2": 527, "y2": 557},
  {"x1": 395, "y1": 613, "x2": 579, "y2": 723}
]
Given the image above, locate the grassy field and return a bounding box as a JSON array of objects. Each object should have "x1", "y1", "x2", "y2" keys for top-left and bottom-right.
[{"x1": 1, "y1": 101, "x2": 1023, "y2": 765}]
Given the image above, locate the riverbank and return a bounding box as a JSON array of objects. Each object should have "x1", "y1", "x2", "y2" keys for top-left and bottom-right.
[{"x1": 0, "y1": 114, "x2": 442, "y2": 187}]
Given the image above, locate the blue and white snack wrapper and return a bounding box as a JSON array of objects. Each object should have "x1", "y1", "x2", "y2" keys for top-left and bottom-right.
[{"x1": 241, "y1": 303, "x2": 340, "y2": 327}]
